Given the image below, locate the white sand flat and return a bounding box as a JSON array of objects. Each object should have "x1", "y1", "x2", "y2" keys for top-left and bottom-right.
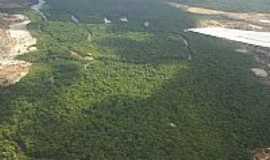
[{"x1": 187, "y1": 27, "x2": 270, "y2": 48}]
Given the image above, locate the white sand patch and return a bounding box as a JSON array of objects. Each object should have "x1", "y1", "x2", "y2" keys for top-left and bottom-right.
[
  {"x1": 144, "y1": 21, "x2": 150, "y2": 27},
  {"x1": 248, "y1": 24, "x2": 263, "y2": 30},
  {"x1": 104, "y1": 17, "x2": 112, "y2": 24},
  {"x1": 169, "y1": 122, "x2": 177, "y2": 128},
  {"x1": 120, "y1": 17, "x2": 128, "y2": 23},
  {"x1": 7, "y1": 15, "x2": 37, "y2": 58},
  {"x1": 251, "y1": 68, "x2": 268, "y2": 78},
  {"x1": 259, "y1": 19, "x2": 270, "y2": 24},
  {"x1": 187, "y1": 27, "x2": 270, "y2": 48}
]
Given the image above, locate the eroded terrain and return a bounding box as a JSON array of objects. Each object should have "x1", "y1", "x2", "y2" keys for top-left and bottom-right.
[{"x1": 0, "y1": 14, "x2": 36, "y2": 86}]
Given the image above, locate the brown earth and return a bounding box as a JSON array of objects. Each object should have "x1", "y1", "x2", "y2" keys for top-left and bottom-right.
[
  {"x1": 0, "y1": 61, "x2": 31, "y2": 86},
  {"x1": 253, "y1": 148, "x2": 270, "y2": 160}
]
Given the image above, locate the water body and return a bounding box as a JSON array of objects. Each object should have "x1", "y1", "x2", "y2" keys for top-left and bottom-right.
[{"x1": 31, "y1": 0, "x2": 47, "y2": 21}]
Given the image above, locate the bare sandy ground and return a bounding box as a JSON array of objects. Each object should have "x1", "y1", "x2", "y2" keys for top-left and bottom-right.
[
  {"x1": 167, "y1": 2, "x2": 225, "y2": 15},
  {"x1": 0, "y1": 14, "x2": 37, "y2": 86},
  {"x1": 7, "y1": 15, "x2": 37, "y2": 58},
  {"x1": 187, "y1": 27, "x2": 270, "y2": 48}
]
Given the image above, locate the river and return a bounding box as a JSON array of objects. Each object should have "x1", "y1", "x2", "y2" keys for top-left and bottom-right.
[{"x1": 31, "y1": 0, "x2": 47, "y2": 21}]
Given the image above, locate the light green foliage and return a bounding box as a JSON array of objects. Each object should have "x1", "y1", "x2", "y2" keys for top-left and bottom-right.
[{"x1": 0, "y1": 140, "x2": 17, "y2": 160}]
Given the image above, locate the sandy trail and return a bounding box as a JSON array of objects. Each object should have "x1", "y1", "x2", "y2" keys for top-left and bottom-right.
[{"x1": 260, "y1": 19, "x2": 270, "y2": 24}]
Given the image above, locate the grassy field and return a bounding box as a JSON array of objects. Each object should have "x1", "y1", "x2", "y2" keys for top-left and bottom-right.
[{"x1": 0, "y1": 0, "x2": 270, "y2": 159}]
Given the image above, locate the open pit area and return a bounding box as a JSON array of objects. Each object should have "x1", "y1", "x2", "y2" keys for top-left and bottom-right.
[{"x1": 0, "y1": 14, "x2": 36, "y2": 87}]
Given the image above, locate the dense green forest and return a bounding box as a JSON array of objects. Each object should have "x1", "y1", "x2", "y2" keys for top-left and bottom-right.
[{"x1": 1, "y1": 0, "x2": 270, "y2": 159}]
